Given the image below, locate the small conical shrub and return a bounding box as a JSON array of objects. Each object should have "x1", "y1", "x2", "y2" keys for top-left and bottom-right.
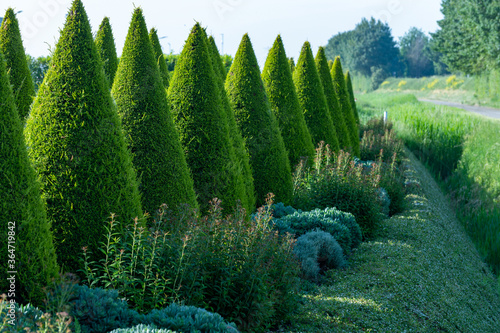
[
  {"x1": 94, "y1": 17, "x2": 118, "y2": 88},
  {"x1": 331, "y1": 57, "x2": 359, "y2": 156},
  {"x1": 112, "y1": 8, "x2": 198, "y2": 216},
  {"x1": 315, "y1": 47, "x2": 351, "y2": 151},
  {"x1": 0, "y1": 50, "x2": 59, "y2": 305},
  {"x1": 25, "y1": 0, "x2": 143, "y2": 272},
  {"x1": 207, "y1": 35, "x2": 255, "y2": 211},
  {"x1": 226, "y1": 34, "x2": 293, "y2": 205},
  {"x1": 289, "y1": 57, "x2": 295, "y2": 73},
  {"x1": 293, "y1": 42, "x2": 339, "y2": 151},
  {"x1": 168, "y1": 23, "x2": 247, "y2": 213},
  {"x1": 262, "y1": 35, "x2": 315, "y2": 167},
  {"x1": 328, "y1": 59, "x2": 334, "y2": 71},
  {"x1": 149, "y1": 28, "x2": 170, "y2": 88},
  {"x1": 345, "y1": 71, "x2": 360, "y2": 126},
  {"x1": 0, "y1": 8, "x2": 35, "y2": 121}
]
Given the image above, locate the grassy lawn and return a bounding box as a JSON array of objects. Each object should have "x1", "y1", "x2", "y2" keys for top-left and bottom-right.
[{"x1": 279, "y1": 149, "x2": 500, "y2": 332}]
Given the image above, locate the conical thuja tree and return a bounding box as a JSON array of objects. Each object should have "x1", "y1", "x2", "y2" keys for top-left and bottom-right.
[
  {"x1": 331, "y1": 56, "x2": 359, "y2": 156},
  {"x1": 25, "y1": 0, "x2": 143, "y2": 273},
  {"x1": 149, "y1": 28, "x2": 170, "y2": 88},
  {"x1": 315, "y1": 46, "x2": 350, "y2": 151},
  {"x1": 345, "y1": 71, "x2": 360, "y2": 126},
  {"x1": 226, "y1": 34, "x2": 293, "y2": 205},
  {"x1": 0, "y1": 8, "x2": 35, "y2": 121},
  {"x1": 262, "y1": 35, "x2": 315, "y2": 167},
  {"x1": 289, "y1": 57, "x2": 296, "y2": 73},
  {"x1": 293, "y1": 41, "x2": 339, "y2": 151},
  {"x1": 94, "y1": 17, "x2": 118, "y2": 88},
  {"x1": 112, "y1": 8, "x2": 198, "y2": 216},
  {"x1": 207, "y1": 35, "x2": 255, "y2": 211},
  {"x1": 0, "y1": 50, "x2": 58, "y2": 305},
  {"x1": 168, "y1": 23, "x2": 247, "y2": 213}
]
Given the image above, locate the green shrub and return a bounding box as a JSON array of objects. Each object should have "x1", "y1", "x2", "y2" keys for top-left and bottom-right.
[
  {"x1": 289, "y1": 57, "x2": 295, "y2": 73},
  {"x1": 0, "y1": 49, "x2": 59, "y2": 305},
  {"x1": 262, "y1": 35, "x2": 316, "y2": 168},
  {"x1": 112, "y1": 8, "x2": 197, "y2": 215},
  {"x1": 207, "y1": 35, "x2": 255, "y2": 212},
  {"x1": 24, "y1": 0, "x2": 143, "y2": 273},
  {"x1": 226, "y1": 34, "x2": 293, "y2": 206},
  {"x1": 168, "y1": 23, "x2": 247, "y2": 213},
  {"x1": 315, "y1": 46, "x2": 350, "y2": 151},
  {"x1": 149, "y1": 28, "x2": 170, "y2": 88},
  {"x1": 293, "y1": 230, "x2": 346, "y2": 282},
  {"x1": 0, "y1": 8, "x2": 35, "y2": 121},
  {"x1": 294, "y1": 42, "x2": 339, "y2": 150},
  {"x1": 271, "y1": 202, "x2": 300, "y2": 219},
  {"x1": 331, "y1": 57, "x2": 360, "y2": 156},
  {"x1": 111, "y1": 325, "x2": 177, "y2": 333},
  {"x1": 94, "y1": 17, "x2": 118, "y2": 88},
  {"x1": 360, "y1": 128, "x2": 404, "y2": 166},
  {"x1": 293, "y1": 143, "x2": 382, "y2": 238},
  {"x1": 345, "y1": 71, "x2": 360, "y2": 126}
]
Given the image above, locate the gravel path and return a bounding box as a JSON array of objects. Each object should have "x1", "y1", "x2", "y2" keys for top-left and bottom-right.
[{"x1": 419, "y1": 99, "x2": 500, "y2": 119}]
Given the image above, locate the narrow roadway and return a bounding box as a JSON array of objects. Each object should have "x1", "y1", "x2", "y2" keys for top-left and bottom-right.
[{"x1": 418, "y1": 99, "x2": 500, "y2": 120}]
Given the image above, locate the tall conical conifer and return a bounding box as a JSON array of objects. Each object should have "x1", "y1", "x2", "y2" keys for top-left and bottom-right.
[
  {"x1": 0, "y1": 50, "x2": 59, "y2": 305},
  {"x1": 25, "y1": 0, "x2": 143, "y2": 272},
  {"x1": 226, "y1": 34, "x2": 293, "y2": 205},
  {"x1": 345, "y1": 71, "x2": 360, "y2": 126},
  {"x1": 168, "y1": 23, "x2": 247, "y2": 213},
  {"x1": 262, "y1": 35, "x2": 315, "y2": 167},
  {"x1": 207, "y1": 35, "x2": 255, "y2": 211},
  {"x1": 315, "y1": 47, "x2": 350, "y2": 151},
  {"x1": 293, "y1": 42, "x2": 339, "y2": 151},
  {"x1": 331, "y1": 57, "x2": 360, "y2": 156},
  {"x1": 289, "y1": 57, "x2": 295, "y2": 73},
  {"x1": 112, "y1": 8, "x2": 197, "y2": 215},
  {"x1": 95, "y1": 17, "x2": 118, "y2": 87},
  {"x1": 149, "y1": 28, "x2": 170, "y2": 88},
  {"x1": 0, "y1": 8, "x2": 35, "y2": 121}
]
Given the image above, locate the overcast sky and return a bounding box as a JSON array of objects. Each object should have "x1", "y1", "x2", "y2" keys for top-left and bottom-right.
[{"x1": 3, "y1": 0, "x2": 443, "y2": 66}]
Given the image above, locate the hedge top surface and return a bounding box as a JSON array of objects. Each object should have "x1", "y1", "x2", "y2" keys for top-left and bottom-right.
[
  {"x1": 149, "y1": 28, "x2": 170, "y2": 88},
  {"x1": 95, "y1": 16, "x2": 118, "y2": 87},
  {"x1": 0, "y1": 8, "x2": 35, "y2": 121},
  {"x1": 315, "y1": 46, "x2": 351, "y2": 151},
  {"x1": 293, "y1": 41, "x2": 339, "y2": 151},
  {"x1": 226, "y1": 33, "x2": 293, "y2": 205},
  {"x1": 112, "y1": 8, "x2": 198, "y2": 215},
  {"x1": 262, "y1": 34, "x2": 315, "y2": 167}
]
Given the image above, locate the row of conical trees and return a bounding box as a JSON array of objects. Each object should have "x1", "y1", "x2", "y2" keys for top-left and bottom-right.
[{"x1": 0, "y1": 0, "x2": 360, "y2": 304}]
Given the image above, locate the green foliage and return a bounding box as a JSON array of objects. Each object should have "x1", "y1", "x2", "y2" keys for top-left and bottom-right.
[
  {"x1": 315, "y1": 46, "x2": 350, "y2": 151},
  {"x1": 0, "y1": 49, "x2": 59, "y2": 305},
  {"x1": 111, "y1": 325, "x2": 177, "y2": 333},
  {"x1": 262, "y1": 35, "x2": 315, "y2": 168},
  {"x1": 293, "y1": 41, "x2": 339, "y2": 150},
  {"x1": 345, "y1": 71, "x2": 360, "y2": 126},
  {"x1": 289, "y1": 57, "x2": 295, "y2": 73},
  {"x1": 331, "y1": 57, "x2": 360, "y2": 156},
  {"x1": 271, "y1": 202, "x2": 300, "y2": 219},
  {"x1": 293, "y1": 143, "x2": 382, "y2": 239},
  {"x1": 293, "y1": 230, "x2": 346, "y2": 282},
  {"x1": 0, "y1": 8, "x2": 35, "y2": 121},
  {"x1": 207, "y1": 35, "x2": 255, "y2": 212},
  {"x1": 112, "y1": 9, "x2": 197, "y2": 215},
  {"x1": 94, "y1": 17, "x2": 118, "y2": 88},
  {"x1": 149, "y1": 28, "x2": 170, "y2": 88},
  {"x1": 26, "y1": 55, "x2": 51, "y2": 92},
  {"x1": 164, "y1": 53, "x2": 179, "y2": 72},
  {"x1": 168, "y1": 23, "x2": 247, "y2": 213},
  {"x1": 24, "y1": 0, "x2": 143, "y2": 273},
  {"x1": 399, "y1": 27, "x2": 434, "y2": 77},
  {"x1": 220, "y1": 54, "x2": 233, "y2": 78},
  {"x1": 226, "y1": 34, "x2": 293, "y2": 206}
]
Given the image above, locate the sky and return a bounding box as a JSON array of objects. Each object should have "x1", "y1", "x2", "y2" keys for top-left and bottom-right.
[{"x1": 3, "y1": 0, "x2": 443, "y2": 67}]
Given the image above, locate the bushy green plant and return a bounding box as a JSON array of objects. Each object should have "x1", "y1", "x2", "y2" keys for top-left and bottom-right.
[
  {"x1": 0, "y1": 8, "x2": 35, "y2": 121},
  {"x1": 24, "y1": 0, "x2": 143, "y2": 273},
  {"x1": 149, "y1": 28, "x2": 170, "y2": 88},
  {"x1": 293, "y1": 143, "x2": 382, "y2": 238},
  {"x1": 315, "y1": 47, "x2": 350, "y2": 151},
  {"x1": 293, "y1": 230, "x2": 346, "y2": 282},
  {"x1": 168, "y1": 23, "x2": 247, "y2": 213},
  {"x1": 293, "y1": 42, "x2": 339, "y2": 150},
  {"x1": 271, "y1": 202, "x2": 300, "y2": 219},
  {"x1": 0, "y1": 49, "x2": 59, "y2": 305},
  {"x1": 207, "y1": 35, "x2": 255, "y2": 212},
  {"x1": 112, "y1": 8, "x2": 198, "y2": 215},
  {"x1": 360, "y1": 128, "x2": 404, "y2": 166},
  {"x1": 94, "y1": 17, "x2": 118, "y2": 88},
  {"x1": 331, "y1": 57, "x2": 360, "y2": 156},
  {"x1": 226, "y1": 34, "x2": 293, "y2": 205},
  {"x1": 345, "y1": 71, "x2": 360, "y2": 126},
  {"x1": 289, "y1": 57, "x2": 295, "y2": 73},
  {"x1": 262, "y1": 35, "x2": 316, "y2": 167},
  {"x1": 110, "y1": 325, "x2": 177, "y2": 333}
]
